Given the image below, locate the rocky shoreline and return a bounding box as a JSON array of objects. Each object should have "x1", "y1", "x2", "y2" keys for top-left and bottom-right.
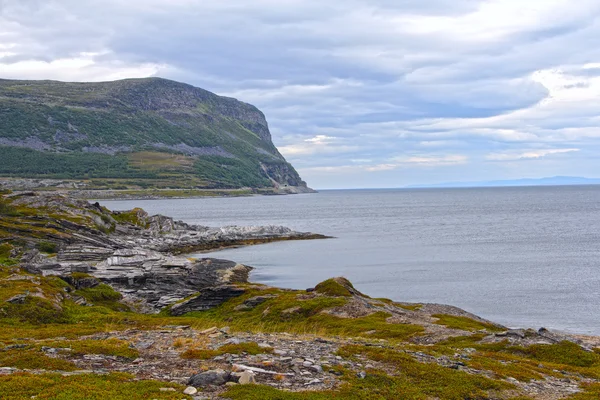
[
  {"x1": 5, "y1": 192, "x2": 327, "y2": 312},
  {"x1": 2, "y1": 191, "x2": 600, "y2": 399}
]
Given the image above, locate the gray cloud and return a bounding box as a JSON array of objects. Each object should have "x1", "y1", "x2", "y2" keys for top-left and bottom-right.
[{"x1": 1, "y1": 0, "x2": 600, "y2": 188}]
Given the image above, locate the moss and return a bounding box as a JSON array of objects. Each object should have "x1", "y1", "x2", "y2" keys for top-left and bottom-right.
[
  {"x1": 432, "y1": 314, "x2": 504, "y2": 332},
  {"x1": 518, "y1": 341, "x2": 600, "y2": 368},
  {"x1": 0, "y1": 372, "x2": 189, "y2": 400},
  {"x1": 570, "y1": 383, "x2": 600, "y2": 399},
  {"x1": 314, "y1": 278, "x2": 353, "y2": 297},
  {"x1": 75, "y1": 284, "x2": 128, "y2": 311},
  {"x1": 337, "y1": 345, "x2": 512, "y2": 399},
  {"x1": 111, "y1": 209, "x2": 147, "y2": 228},
  {"x1": 41, "y1": 339, "x2": 139, "y2": 359},
  {"x1": 396, "y1": 303, "x2": 423, "y2": 311},
  {"x1": 76, "y1": 284, "x2": 122, "y2": 302},
  {"x1": 226, "y1": 345, "x2": 516, "y2": 400},
  {"x1": 467, "y1": 352, "x2": 546, "y2": 382},
  {"x1": 1, "y1": 296, "x2": 72, "y2": 325},
  {"x1": 37, "y1": 241, "x2": 58, "y2": 254},
  {"x1": 181, "y1": 341, "x2": 273, "y2": 360},
  {"x1": 0, "y1": 349, "x2": 77, "y2": 371}
]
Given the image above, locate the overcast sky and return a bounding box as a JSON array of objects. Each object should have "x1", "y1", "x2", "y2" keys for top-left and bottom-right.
[{"x1": 1, "y1": 0, "x2": 600, "y2": 189}]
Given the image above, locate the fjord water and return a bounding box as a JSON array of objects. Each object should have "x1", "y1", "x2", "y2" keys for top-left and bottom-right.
[{"x1": 102, "y1": 186, "x2": 600, "y2": 334}]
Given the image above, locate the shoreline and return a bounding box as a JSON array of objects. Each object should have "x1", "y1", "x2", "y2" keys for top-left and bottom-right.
[{"x1": 3, "y1": 191, "x2": 600, "y2": 398}]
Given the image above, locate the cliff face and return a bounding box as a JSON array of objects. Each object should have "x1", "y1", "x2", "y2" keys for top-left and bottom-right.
[{"x1": 0, "y1": 77, "x2": 311, "y2": 191}]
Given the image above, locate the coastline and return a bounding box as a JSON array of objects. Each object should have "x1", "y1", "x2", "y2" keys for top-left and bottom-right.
[{"x1": 2, "y1": 191, "x2": 600, "y2": 398}]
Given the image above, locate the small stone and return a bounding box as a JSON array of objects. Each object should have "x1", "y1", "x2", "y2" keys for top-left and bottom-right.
[
  {"x1": 305, "y1": 379, "x2": 322, "y2": 385},
  {"x1": 200, "y1": 327, "x2": 218, "y2": 335},
  {"x1": 311, "y1": 365, "x2": 323, "y2": 373},
  {"x1": 258, "y1": 342, "x2": 271, "y2": 349},
  {"x1": 274, "y1": 349, "x2": 287, "y2": 356},
  {"x1": 225, "y1": 382, "x2": 238, "y2": 386},
  {"x1": 221, "y1": 326, "x2": 231, "y2": 334},
  {"x1": 357, "y1": 371, "x2": 367, "y2": 379},
  {"x1": 238, "y1": 371, "x2": 256, "y2": 385},
  {"x1": 159, "y1": 388, "x2": 176, "y2": 392},
  {"x1": 302, "y1": 361, "x2": 313, "y2": 367},
  {"x1": 183, "y1": 387, "x2": 198, "y2": 395}
]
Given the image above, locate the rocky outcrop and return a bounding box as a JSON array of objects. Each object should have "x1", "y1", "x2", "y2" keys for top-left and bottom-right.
[
  {"x1": 170, "y1": 285, "x2": 248, "y2": 316},
  {"x1": 5, "y1": 192, "x2": 326, "y2": 311}
]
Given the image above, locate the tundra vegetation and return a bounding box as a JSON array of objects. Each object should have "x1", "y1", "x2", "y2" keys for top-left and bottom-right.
[{"x1": 0, "y1": 192, "x2": 599, "y2": 399}]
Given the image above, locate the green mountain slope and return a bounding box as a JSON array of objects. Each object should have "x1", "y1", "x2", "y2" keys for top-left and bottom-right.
[{"x1": 0, "y1": 77, "x2": 310, "y2": 192}]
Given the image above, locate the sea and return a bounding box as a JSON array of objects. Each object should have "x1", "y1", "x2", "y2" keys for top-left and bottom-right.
[{"x1": 101, "y1": 186, "x2": 600, "y2": 335}]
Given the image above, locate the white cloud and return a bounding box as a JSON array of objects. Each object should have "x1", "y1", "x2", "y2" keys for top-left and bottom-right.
[
  {"x1": 0, "y1": 53, "x2": 165, "y2": 82},
  {"x1": 278, "y1": 135, "x2": 359, "y2": 156},
  {"x1": 486, "y1": 148, "x2": 580, "y2": 161}
]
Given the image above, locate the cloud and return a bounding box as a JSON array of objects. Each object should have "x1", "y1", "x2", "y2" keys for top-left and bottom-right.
[
  {"x1": 1, "y1": 0, "x2": 600, "y2": 188},
  {"x1": 279, "y1": 135, "x2": 359, "y2": 156},
  {"x1": 486, "y1": 148, "x2": 580, "y2": 161}
]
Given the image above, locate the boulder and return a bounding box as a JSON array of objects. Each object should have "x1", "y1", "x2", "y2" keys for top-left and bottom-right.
[{"x1": 188, "y1": 369, "x2": 231, "y2": 387}]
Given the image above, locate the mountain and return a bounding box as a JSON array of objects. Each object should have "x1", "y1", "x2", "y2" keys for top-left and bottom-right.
[
  {"x1": 0, "y1": 77, "x2": 311, "y2": 192},
  {"x1": 407, "y1": 176, "x2": 600, "y2": 189}
]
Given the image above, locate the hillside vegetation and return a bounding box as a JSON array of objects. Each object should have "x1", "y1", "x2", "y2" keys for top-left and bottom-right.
[{"x1": 0, "y1": 78, "x2": 309, "y2": 192}]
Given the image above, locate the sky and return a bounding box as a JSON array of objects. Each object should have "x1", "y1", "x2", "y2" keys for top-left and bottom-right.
[{"x1": 1, "y1": 0, "x2": 600, "y2": 189}]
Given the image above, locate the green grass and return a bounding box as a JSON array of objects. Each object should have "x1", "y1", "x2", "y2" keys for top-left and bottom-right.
[
  {"x1": 40, "y1": 338, "x2": 139, "y2": 359},
  {"x1": 181, "y1": 341, "x2": 273, "y2": 360},
  {"x1": 314, "y1": 278, "x2": 353, "y2": 297},
  {"x1": 111, "y1": 209, "x2": 148, "y2": 228},
  {"x1": 518, "y1": 341, "x2": 600, "y2": 368},
  {"x1": 432, "y1": 314, "x2": 504, "y2": 332},
  {"x1": 0, "y1": 372, "x2": 189, "y2": 400},
  {"x1": 224, "y1": 344, "x2": 515, "y2": 400},
  {"x1": 37, "y1": 241, "x2": 58, "y2": 254},
  {"x1": 180, "y1": 286, "x2": 423, "y2": 340},
  {"x1": 0, "y1": 350, "x2": 77, "y2": 371}
]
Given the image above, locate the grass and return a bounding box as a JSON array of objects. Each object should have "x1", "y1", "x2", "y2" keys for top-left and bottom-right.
[
  {"x1": 40, "y1": 339, "x2": 139, "y2": 359},
  {"x1": 181, "y1": 341, "x2": 273, "y2": 360},
  {"x1": 314, "y1": 278, "x2": 353, "y2": 297},
  {"x1": 518, "y1": 341, "x2": 600, "y2": 367},
  {"x1": 111, "y1": 209, "x2": 148, "y2": 228},
  {"x1": 0, "y1": 372, "x2": 189, "y2": 400},
  {"x1": 432, "y1": 314, "x2": 505, "y2": 332},
  {"x1": 0, "y1": 350, "x2": 78, "y2": 371},
  {"x1": 224, "y1": 344, "x2": 516, "y2": 400},
  {"x1": 180, "y1": 287, "x2": 424, "y2": 340},
  {"x1": 37, "y1": 241, "x2": 58, "y2": 254}
]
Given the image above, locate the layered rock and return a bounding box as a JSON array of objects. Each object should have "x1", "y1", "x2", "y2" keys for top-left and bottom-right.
[{"x1": 5, "y1": 192, "x2": 326, "y2": 311}]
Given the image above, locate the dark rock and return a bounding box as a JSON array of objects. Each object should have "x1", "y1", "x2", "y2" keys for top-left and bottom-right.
[
  {"x1": 60, "y1": 275, "x2": 100, "y2": 290},
  {"x1": 169, "y1": 285, "x2": 247, "y2": 316},
  {"x1": 6, "y1": 294, "x2": 28, "y2": 304},
  {"x1": 188, "y1": 369, "x2": 231, "y2": 387},
  {"x1": 234, "y1": 294, "x2": 277, "y2": 311}
]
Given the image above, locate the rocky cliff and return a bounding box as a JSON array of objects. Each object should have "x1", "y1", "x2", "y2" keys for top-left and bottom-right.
[{"x1": 0, "y1": 78, "x2": 312, "y2": 193}]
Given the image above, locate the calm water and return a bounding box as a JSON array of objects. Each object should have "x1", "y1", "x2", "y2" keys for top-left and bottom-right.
[{"x1": 101, "y1": 186, "x2": 600, "y2": 335}]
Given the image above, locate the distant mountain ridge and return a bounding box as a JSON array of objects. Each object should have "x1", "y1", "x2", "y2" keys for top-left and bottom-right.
[
  {"x1": 0, "y1": 77, "x2": 311, "y2": 192},
  {"x1": 407, "y1": 176, "x2": 600, "y2": 189}
]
